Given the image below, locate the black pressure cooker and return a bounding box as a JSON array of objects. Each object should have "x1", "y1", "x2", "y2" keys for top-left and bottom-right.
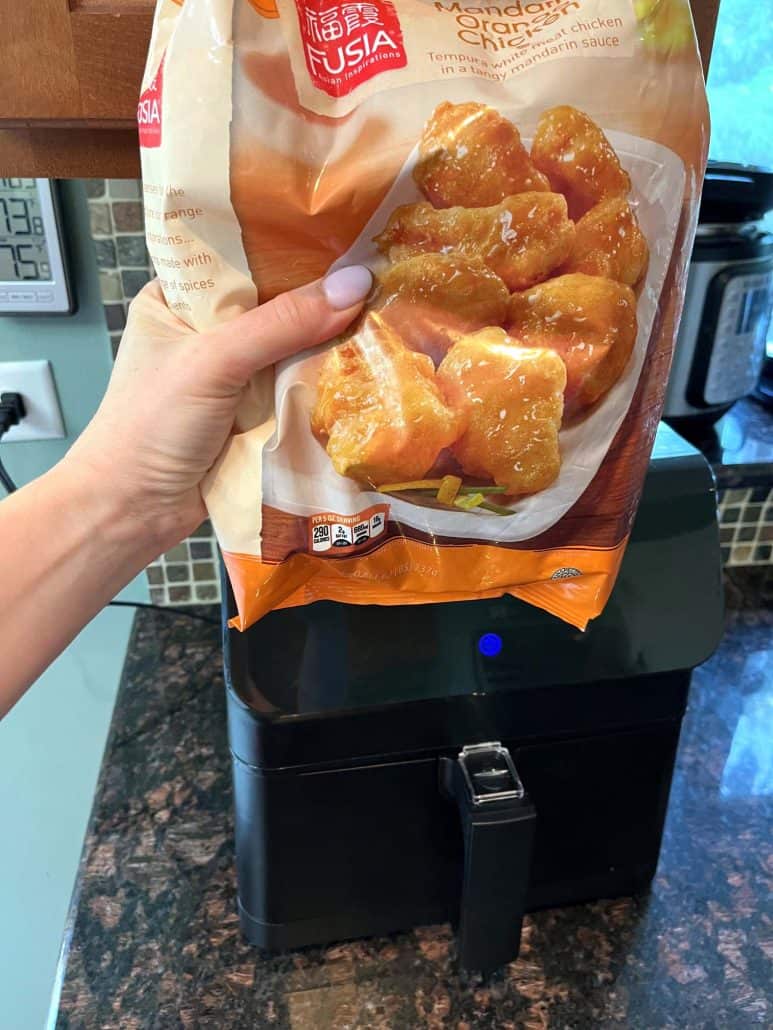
[{"x1": 664, "y1": 161, "x2": 773, "y2": 426}]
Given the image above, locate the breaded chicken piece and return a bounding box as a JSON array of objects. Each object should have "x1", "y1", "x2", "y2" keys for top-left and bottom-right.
[
  {"x1": 531, "y1": 106, "x2": 631, "y2": 219},
  {"x1": 507, "y1": 273, "x2": 637, "y2": 417},
  {"x1": 437, "y1": 328, "x2": 565, "y2": 496},
  {"x1": 373, "y1": 253, "x2": 510, "y2": 365},
  {"x1": 563, "y1": 197, "x2": 649, "y2": 287},
  {"x1": 311, "y1": 312, "x2": 461, "y2": 486},
  {"x1": 374, "y1": 193, "x2": 575, "y2": 291},
  {"x1": 414, "y1": 101, "x2": 550, "y2": 208}
]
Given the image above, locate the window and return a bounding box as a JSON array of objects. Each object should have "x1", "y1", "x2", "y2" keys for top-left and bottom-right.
[{"x1": 706, "y1": 0, "x2": 773, "y2": 168}]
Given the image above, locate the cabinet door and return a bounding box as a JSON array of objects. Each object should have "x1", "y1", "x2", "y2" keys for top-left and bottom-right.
[
  {"x1": 0, "y1": 0, "x2": 154, "y2": 122},
  {"x1": 0, "y1": 0, "x2": 154, "y2": 176}
]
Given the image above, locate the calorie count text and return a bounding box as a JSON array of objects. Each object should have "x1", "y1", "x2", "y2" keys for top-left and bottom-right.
[{"x1": 0, "y1": 178, "x2": 50, "y2": 282}]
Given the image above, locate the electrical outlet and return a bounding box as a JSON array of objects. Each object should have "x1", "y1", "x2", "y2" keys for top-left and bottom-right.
[{"x1": 0, "y1": 360, "x2": 65, "y2": 441}]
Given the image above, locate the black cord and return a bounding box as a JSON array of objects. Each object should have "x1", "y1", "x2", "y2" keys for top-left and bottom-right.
[
  {"x1": 0, "y1": 455, "x2": 16, "y2": 494},
  {"x1": 0, "y1": 397, "x2": 219, "y2": 627},
  {"x1": 1, "y1": 394, "x2": 218, "y2": 628},
  {"x1": 108, "y1": 600, "x2": 220, "y2": 626}
]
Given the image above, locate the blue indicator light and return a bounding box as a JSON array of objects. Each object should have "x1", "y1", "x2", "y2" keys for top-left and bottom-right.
[{"x1": 478, "y1": 632, "x2": 503, "y2": 657}]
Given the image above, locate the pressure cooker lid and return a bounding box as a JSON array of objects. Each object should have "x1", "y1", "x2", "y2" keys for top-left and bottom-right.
[{"x1": 699, "y1": 161, "x2": 773, "y2": 224}]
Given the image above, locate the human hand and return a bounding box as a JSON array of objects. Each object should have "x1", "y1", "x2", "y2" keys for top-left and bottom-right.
[{"x1": 66, "y1": 266, "x2": 372, "y2": 552}]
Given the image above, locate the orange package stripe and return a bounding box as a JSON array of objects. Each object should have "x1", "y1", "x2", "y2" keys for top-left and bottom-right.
[{"x1": 223, "y1": 536, "x2": 628, "y2": 633}]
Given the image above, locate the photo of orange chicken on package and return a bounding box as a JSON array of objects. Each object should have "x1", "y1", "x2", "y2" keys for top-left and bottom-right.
[{"x1": 265, "y1": 100, "x2": 685, "y2": 540}]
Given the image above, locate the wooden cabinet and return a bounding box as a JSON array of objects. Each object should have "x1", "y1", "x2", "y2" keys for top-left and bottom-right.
[
  {"x1": 0, "y1": 0, "x2": 154, "y2": 177},
  {"x1": 0, "y1": 0, "x2": 720, "y2": 179}
]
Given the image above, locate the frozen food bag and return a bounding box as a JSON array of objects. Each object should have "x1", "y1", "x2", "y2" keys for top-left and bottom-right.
[{"x1": 139, "y1": 0, "x2": 709, "y2": 630}]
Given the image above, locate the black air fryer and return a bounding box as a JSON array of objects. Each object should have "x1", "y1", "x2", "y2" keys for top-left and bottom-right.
[{"x1": 223, "y1": 424, "x2": 723, "y2": 972}]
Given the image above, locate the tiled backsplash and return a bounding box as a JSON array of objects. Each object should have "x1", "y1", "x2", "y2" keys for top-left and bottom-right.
[
  {"x1": 84, "y1": 179, "x2": 773, "y2": 606},
  {"x1": 145, "y1": 520, "x2": 221, "y2": 606},
  {"x1": 85, "y1": 179, "x2": 153, "y2": 358},
  {"x1": 717, "y1": 485, "x2": 773, "y2": 567}
]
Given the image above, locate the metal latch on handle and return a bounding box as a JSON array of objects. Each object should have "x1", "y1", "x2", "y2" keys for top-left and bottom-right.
[{"x1": 440, "y1": 741, "x2": 536, "y2": 974}]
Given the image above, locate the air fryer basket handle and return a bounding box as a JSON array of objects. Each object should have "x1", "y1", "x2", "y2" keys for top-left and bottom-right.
[{"x1": 440, "y1": 743, "x2": 536, "y2": 973}]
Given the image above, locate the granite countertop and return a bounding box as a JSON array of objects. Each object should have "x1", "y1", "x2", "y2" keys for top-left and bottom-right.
[{"x1": 56, "y1": 569, "x2": 772, "y2": 1030}]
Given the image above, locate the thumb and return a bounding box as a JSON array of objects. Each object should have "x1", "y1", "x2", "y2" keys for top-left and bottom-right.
[{"x1": 214, "y1": 265, "x2": 373, "y2": 383}]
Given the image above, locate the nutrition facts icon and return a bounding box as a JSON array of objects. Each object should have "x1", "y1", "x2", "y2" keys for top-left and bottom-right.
[
  {"x1": 308, "y1": 504, "x2": 389, "y2": 556},
  {"x1": 311, "y1": 524, "x2": 332, "y2": 553},
  {"x1": 353, "y1": 520, "x2": 370, "y2": 545},
  {"x1": 332, "y1": 524, "x2": 353, "y2": 547}
]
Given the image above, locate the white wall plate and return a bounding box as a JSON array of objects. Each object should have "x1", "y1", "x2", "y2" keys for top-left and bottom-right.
[{"x1": 0, "y1": 359, "x2": 65, "y2": 441}]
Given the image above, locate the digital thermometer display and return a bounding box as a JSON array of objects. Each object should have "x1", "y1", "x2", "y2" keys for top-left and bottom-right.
[
  {"x1": 0, "y1": 179, "x2": 73, "y2": 315},
  {"x1": 0, "y1": 179, "x2": 53, "y2": 281}
]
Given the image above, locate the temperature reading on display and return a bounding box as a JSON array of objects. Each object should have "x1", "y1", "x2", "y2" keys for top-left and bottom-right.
[{"x1": 0, "y1": 178, "x2": 52, "y2": 282}]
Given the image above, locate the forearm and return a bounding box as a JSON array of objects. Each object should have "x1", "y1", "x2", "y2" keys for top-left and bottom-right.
[
  {"x1": 0, "y1": 459, "x2": 165, "y2": 717},
  {"x1": 0, "y1": 272, "x2": 370, "y2": 717}
]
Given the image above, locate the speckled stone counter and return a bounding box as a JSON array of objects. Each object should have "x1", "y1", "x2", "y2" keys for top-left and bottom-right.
[{"x1": 56, "y1": 569, "x2": 772, "y2": 1029}]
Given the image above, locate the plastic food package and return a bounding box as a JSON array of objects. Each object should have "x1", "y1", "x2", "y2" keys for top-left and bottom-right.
[{"x1": 139, "y1": 0, "x2": 709, "y2": 631}]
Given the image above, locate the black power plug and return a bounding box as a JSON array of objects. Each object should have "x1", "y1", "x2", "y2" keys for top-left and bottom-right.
[
  {"x1": 0, "y1": 392, "x2": 26, "y2": 436},
  {"x1": 0, "y1": 392, "x2": 26, "y2": 494}
]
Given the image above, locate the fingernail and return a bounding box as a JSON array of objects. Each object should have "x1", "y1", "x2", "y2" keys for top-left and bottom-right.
[{"x1": 322, "y1": 265, "x2": 373, "y2": 310}]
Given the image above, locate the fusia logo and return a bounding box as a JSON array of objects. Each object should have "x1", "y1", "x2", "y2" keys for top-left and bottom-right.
[
  {"x1": 295, "y1": 0, "x2": 407, "y2": 98},
  {"x1": 137, "y1": 58, "x2": 164, "y2": 148}
]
